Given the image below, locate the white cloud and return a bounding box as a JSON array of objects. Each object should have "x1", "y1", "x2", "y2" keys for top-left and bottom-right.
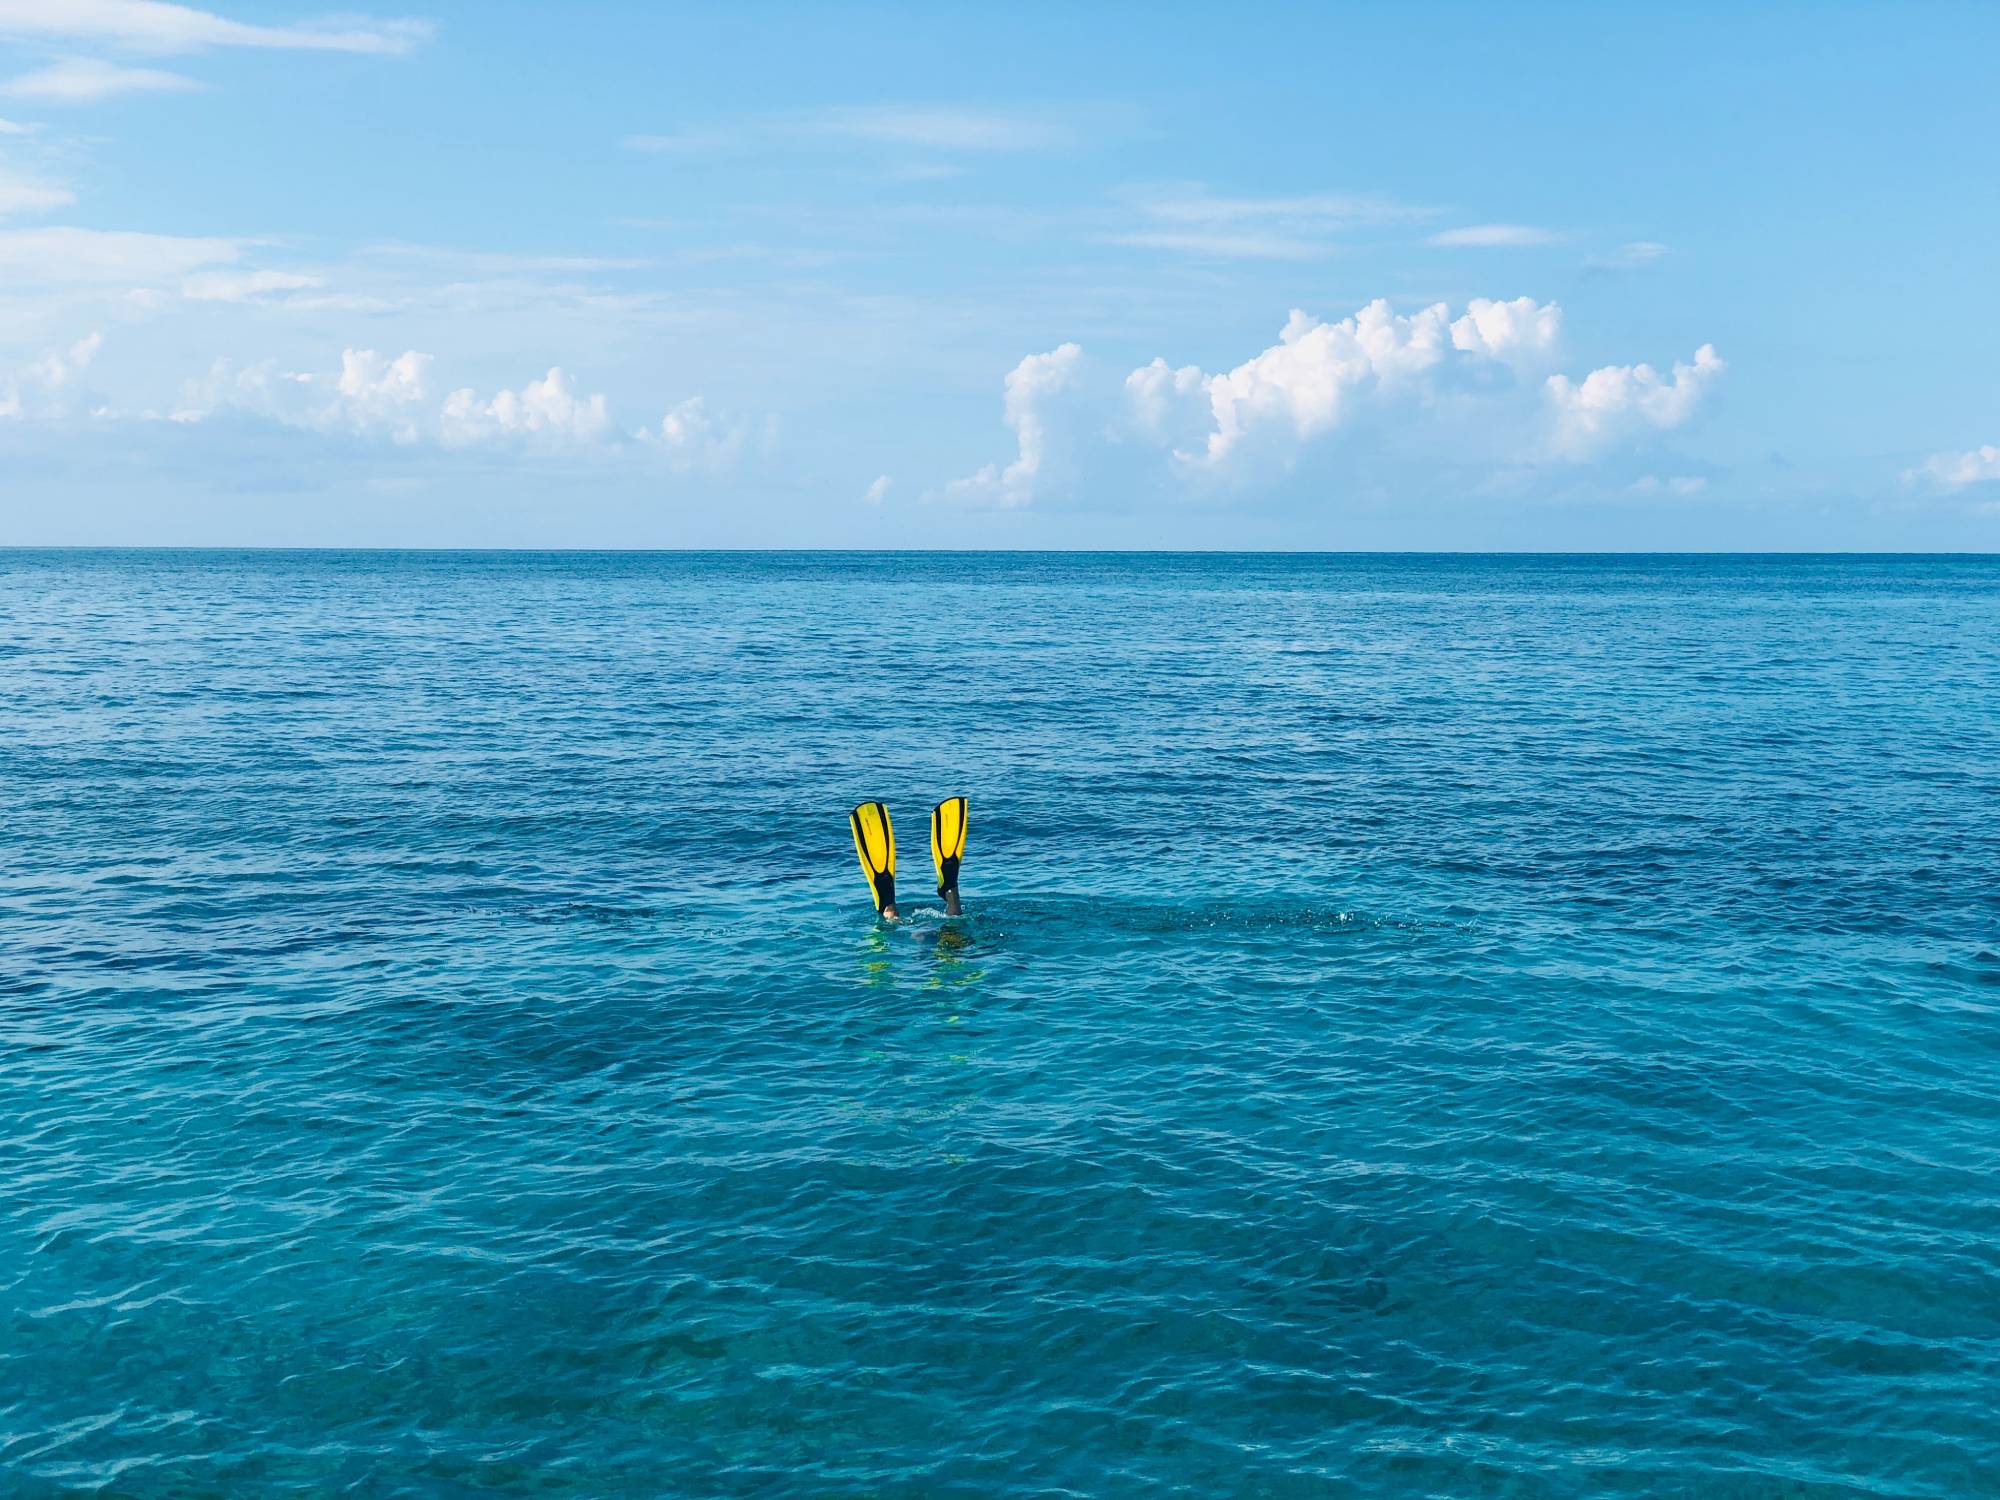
[
  {"x1": 0, "y1": 166, "x2": 73, "y2": 214},
  {"x1": 1100, "y1": 230, "x2": 1325, "y2": 260},
  {"x1": 636, "y1": 395, "x2": 757, "y2": 472},
  {"x1": 1163, "y1": 299, "x2": 1563, "y2": 469},
  {"x1": 0, "y1": 330, "x2": 102, "y2": 418},
  {"x1": 141, "y1": 346, "x2": 767, "y2": 475},
  {"x1": 167, "y1": 347, "x2": 757, "y2": 468},
  {"x1": 1905, "y1": 445, "x2": 2000, "y2": 490},
  {"x1": 0, "y1": 1, "x2": 431, "y2": 55},
  {"x1": 1545, "y1": 344, "x2": 1724, "y2": 458},
  {"x1": 942, "y1": 342, "x2": 1082, "y2": 507},
  {"x1": 1429, "y1": 224, "x2": 1563, "y2": 248},
  {"x1": 173, "y1": 346, "x2": 432, "y2": 442},
  {"x1": 864, "y1": 474, "x2": 891, "y2": 504},
  {"x1": 940, "y1": 297, "x2": 1725, "y2": 505},
  {"x1": 1125, "y1": 356, "x2": 1208, "y2": 450},
  {"x1": 1, "y1": 57, "x2": 201, "y2": 101},
  {"x1": 0, "y1": 114, "x2": 31, "y2": 132},
  {"x1": 441, "y1": 367, "x2": 611, "y2": 448},
  {"x1": 1447, "y1": 295, "x2": 1562, "y2": 364},
  {"x1": 1191, "y1": 302, "x2": 1453, "y2": 465},
  {"x1": 173, "y1": 349, "x2": 608, "y2": 450},
  {"x1": 170, "y1": 355, "x2": 310, "y2": 424},
  {"x1": 332, "y1": 348, "x2": 430, "y2": 440},
  {"x1": 0, "y1": 225, "x2": 240, "y2": 283},
  {"x1": 950, "y1": 299, "x2": 1566, "y2": 503}
]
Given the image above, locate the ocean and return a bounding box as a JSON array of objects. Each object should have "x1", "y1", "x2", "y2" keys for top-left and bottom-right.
[{"x1": 4, "y1": 550, "x2": 1998, "y2": 1497}]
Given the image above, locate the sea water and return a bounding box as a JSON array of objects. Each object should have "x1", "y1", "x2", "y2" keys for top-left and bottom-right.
[{"x1": 3, "y1": 550, "x2": 1997, "y2": 1497}]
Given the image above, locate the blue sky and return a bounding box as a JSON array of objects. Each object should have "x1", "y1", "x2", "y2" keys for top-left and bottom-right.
[{"x1": 1, "y1": 0, "x2": 1997, "y2": 548}]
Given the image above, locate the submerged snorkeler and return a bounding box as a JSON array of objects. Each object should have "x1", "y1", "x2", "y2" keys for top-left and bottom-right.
[{"x1": 849, "y1": 798, "x2": 966, "y2": 920}]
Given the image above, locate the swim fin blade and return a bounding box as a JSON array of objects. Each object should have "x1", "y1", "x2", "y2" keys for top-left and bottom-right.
[
  {"x1": 930, "y1": 796, "x2": 967, "y2": 899},
  {"x1": 850, "y1": 801, "x2": 896, "y2": 914}
]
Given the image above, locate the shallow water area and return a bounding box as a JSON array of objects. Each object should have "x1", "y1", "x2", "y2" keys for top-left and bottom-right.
[{"x1": 4, "y1": 551, "x2": 1999, "y2": 1496}]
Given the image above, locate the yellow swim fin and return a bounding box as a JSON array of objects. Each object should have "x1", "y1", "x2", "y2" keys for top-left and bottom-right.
[
  {"x1": 850, "y1": 801, "x2": 896, "y2": 914},
  {"x1": 930, "y1": 796, "x2": 967, "y2": 901}
]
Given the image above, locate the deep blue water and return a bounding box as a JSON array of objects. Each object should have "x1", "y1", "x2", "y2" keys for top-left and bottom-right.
[{"x1": 4, "y1": 550, "x2": 1999, "y2": 1498}]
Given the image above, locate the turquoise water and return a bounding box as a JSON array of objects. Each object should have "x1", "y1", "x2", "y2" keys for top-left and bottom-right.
[{"x1": 4, "y1": 550, "x2": 1999, "y2": 1497}]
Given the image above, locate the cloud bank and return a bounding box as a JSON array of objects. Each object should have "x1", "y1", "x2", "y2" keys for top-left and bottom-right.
[
  {"x1": 1546, "y1": 344, "x2": 1725, "y2": 458},
  {"x1": 442, "y1": 367, "x2": 611, "y2": 448},
  {"x1": 155, "y1": 343, "x2": 761, "y2": 476}
]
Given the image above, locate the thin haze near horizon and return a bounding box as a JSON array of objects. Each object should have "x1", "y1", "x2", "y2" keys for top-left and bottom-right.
[{"x1": 1, "y1": 0, "x2": 1997, "y2": 550}]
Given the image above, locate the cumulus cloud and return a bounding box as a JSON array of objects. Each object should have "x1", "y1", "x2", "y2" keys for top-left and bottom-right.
[
  {"x1": 864, "y1": 474, "x2": 891, "y2": 504},
  {"x1": 943, "y1": 342, "x2": 1083, "y2": 506},
  {"x1": 1154, "y1": 298, "x2": 1562, "y2": 470},
  {"x1": 1125, "y1": 356, "x2": 1208, "y2": 451},
  {"x1": 173, "y1": 347, "x2": 421, "y2": 443},
  {"x1": 330, "y1": 348, "x2": 430, "y2": 441},
  {"x1": 170, "y1": 355, "x2": 311, "y2": 425},
  {"x1": 1448, "y1": 295, "x2": 1563, "y2": 363},
  {"x1": 941, "y1": 297, "x2": 1724, "y2": 505},
  {"x1": 1188, "y1": 304, "x2": 1432, "y2": 464},
  {"x1": 0, "y1": 331, "x2": 103, "y2": 419},
  {"x1": 1545, "y1": 344, "x2": 1724, "y2": 458},
  {"x1": 1, "y1": 57, "x2": 201, "y2": 101},
  {"x1": 1905, "y1": 445, "x2": 2000, "y2": 490},
  {"x1": 635, "y1": 395, "x2": 765, "y2": 473},
  {"x1": 172, "y1": 351, "x2": 617, "y2": 452},
  {"x1": 441, "y1": 367, "x2": 611, "y2": 448},
  {"x1": 174, "y1": 347, "x2": 431, "y2": 439},
  {"x1": 0, "y1": 1, "x2": 431, "y2": 55},
  {"x1": 45, "y1": 336, "x2": 763, "y2": 478}
]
